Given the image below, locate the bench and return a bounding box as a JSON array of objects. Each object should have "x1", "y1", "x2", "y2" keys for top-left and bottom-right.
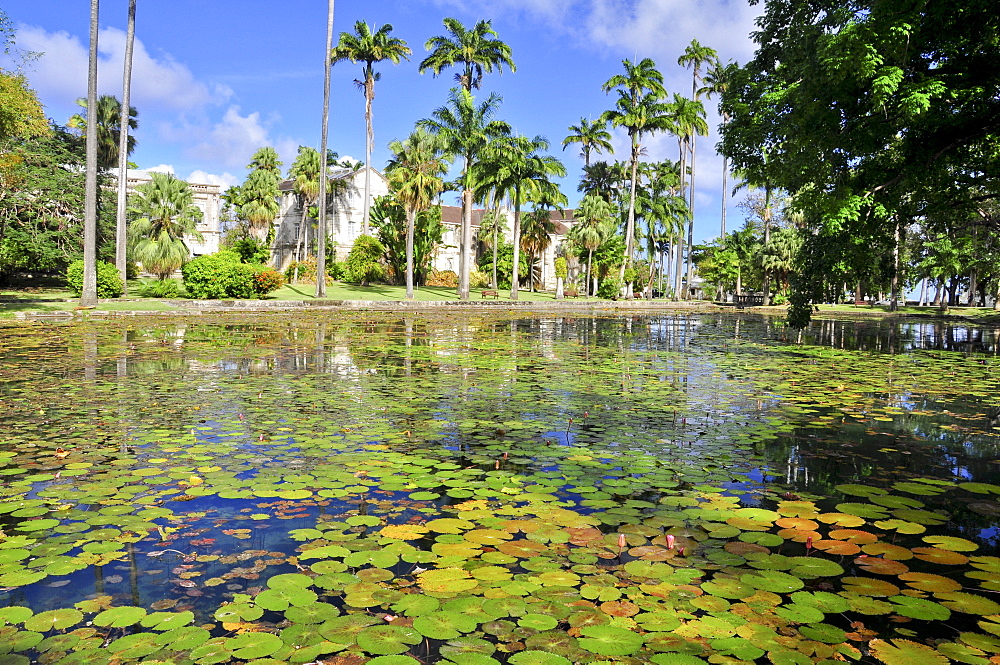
[
  {"x1": 481, "y1": 290, "x2": 499, "y2": 299},
  {"x1": 734, "y1": 294, "x2": 765, "y2": 309}
]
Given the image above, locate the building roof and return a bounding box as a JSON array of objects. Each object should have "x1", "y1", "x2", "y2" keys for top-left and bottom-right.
[{"x1": 440, "y1": 206, "x2": 575, "y2": 235}]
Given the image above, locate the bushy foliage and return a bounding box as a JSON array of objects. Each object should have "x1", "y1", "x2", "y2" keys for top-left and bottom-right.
[
  {"x1": 136, "y1": 278, "x2": 181, "y2": 298},
  {"x1": 182, "y1": 252, "x2": 282, "y2": 299},
  {"x1": 370, "y1": 196, "x2": 443, "y2": 285},
  {"x1": 469, "y1": 270, "x2": 490, "y2": 289},
  {"x1": 425, "y1": 269, "x2": 458, "y2": 287},
  {"x1": 477, "y1": 241, "x2": 531, "y2": 290},
  {"x1": 328, "y1": 261, "x2": 347, "y2": 281},
  {"x1": 597, "y1": 277, "x2": 622, "y2": 299},
  {"x1": 66, "y1": 260, "x2": 124, "y2": 299},
  {"x1": 343, "y1": 235, "x2": 386, "y2": 286},
  {"x1": 227, "y1": 236, "x2": 271, "y2": 264},
  {"x1": 554, "y1": 256, "x2": 568, "y2": 279},
  {"x1": 285, "y1": 259, "x2": 317, "y2": 283}
]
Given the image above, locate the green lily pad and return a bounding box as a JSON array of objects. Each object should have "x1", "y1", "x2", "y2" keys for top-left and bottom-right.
[
  {"x1": 93, "y1": 606, "x2": 147, "y2": 628},
  {"x1": 226, "y1": 632, "x2": 283, "y2": 659},
  {"x1": 24, "y1": 609, "x2": 82, "y2": 632},
  {"x1": 577, "y1": 625, "x2": 644, "y2": 656},
  {"x1": 357, "y1": 625, "x2": 422, "y2": 655}
]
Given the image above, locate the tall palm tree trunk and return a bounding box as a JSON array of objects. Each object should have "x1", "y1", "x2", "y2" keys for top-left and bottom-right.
[
  {"x1": 586, "y1": 249, "x2": 593, "y2": 299},
  {"x1": 115, "y1": 0, "x2": 136, "y2": 295},
  {"x1": 81, "y1": 0, "x2": 100, "y2": 307},
  {"x1": 292, "y1": 201, "x2": 308, "y2": 282},
  {"x1": 620, "y1": 139, "x2": 639, "y2": 298},
  {"x1": 315, "y1": 0, "x2": 334, "y2": 298},
  {"x1": 510, "y1": 197, "x2": 522, "y2": 300},
  {"x1": 685, "y1": 136, "x2": 696, "y2": 299},
  {"x1": 362, "y1": 80, "x2": 374, "y2": 235},
  {"x1": 720, "y1": 154, "x2": 728, "y2": 238},
  {"x1": 491, "y1": 205, "x2": 499, "y2": 290},
  {"x1": 405, "y1": 207, "x2": 415, "y2": 299},
  {"x1": 459, "y1": 183, "x2": 472, "y2": 300}
]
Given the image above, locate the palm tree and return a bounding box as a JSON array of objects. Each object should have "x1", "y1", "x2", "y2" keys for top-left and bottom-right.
[
  {"x1": 701, "y1": 59, "x2": 738, "y2": 238},
  {"x1": 81, "y1": 0, "x2": 100, "y2": 307},
  {"x1": 240, "y1": 147, "x2": 283, "y2": 244},
  {"x1": 521, "y1": 202, "x2": 562, "y2": 291},
  {"x1": 127, "y1": 172, "x2": 203, "y2": 280},
  {"x1": 115, "y1": 0, "x2": 137, "y2": 294},
  {"x1": 331, "y1": 21, "x2": 411, "y2": 235},
  {"x1": 474, "y1": 134, "x2": 566, "y2": 299},
  {"x1": 578, "y1": 160, "x2": 625, "y2": 203},
  {"x1": 667, "y1": 93, "x2": 708, "y2": 298},
  {"x1": 601, "y1": 58, "x2": 671, "y2": 293},
  {"x1": 476, "y1": 209, "x2": 508, "y2": 289},
  {"x1": 316, "y1": 0, "x2": 335, "y2": 298},
  {"x1": 562, "y1": 117, "x2": 613, "y2": 167},
  {"x1": 288, "y1": 146, "x2": 322, "y2": 282},
  {"x1": 678, "y1": 40, "x2": 717, "y2": 298},
  {"x1": 571, "y1": 195, "x2": 615, "y2": 297},
  {"x1": 386, "y1": 128, "x2": 450, "y2": 299},
  {"x1": 69, "y1": 95, "x2": 138, "y2": 170},
  {"x1": 419, "y1": 18, "x2": 515, "y2": 91},
  {"x1": 637, "y1": 160, "x2": 687, "y2": 295},
  {"x1": 419, "y1": 88, "x2": 511, "y2": 300}
]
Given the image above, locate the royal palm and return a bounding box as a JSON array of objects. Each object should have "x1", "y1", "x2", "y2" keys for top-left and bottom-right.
[
  {"x1": 562, "y1": 117, "x2": 613, "y2": 167},
  {"x1": 419, "y1": 18, "x2": 515, "y2": 91},
  {"x1": 331, "y1": 21, "x2": 411, "y2": 234}
]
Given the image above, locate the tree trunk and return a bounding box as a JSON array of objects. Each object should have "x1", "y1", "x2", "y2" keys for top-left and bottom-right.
[
  {"x1": 315, "y1": 0, "x2": 334, "y2": 298},
  {"x1": 405, "y1": 207, "x2": 415, "y2": 299},
  {"x1": 115, "y1": 0, "x2": 136, "y2": 296},
  {"x1": 619, "y1": 138, "x2": 639, "y2": 286},
  {"x1": 459, "y1": 185, "x2": 472, "y2": 300},
  {"x1": 918, "y1": 277, "x2": 927, "y2": 306},
  {"x1": 491, "y1": 205, "x2": 499, "y2": 289},
  {"x1": 362, "y1": 79, "x2": 374, "y2": 235},
  {"x1": 686, "y1": 137, "x2": 696, "y2": 300},
  {"x1": 889, "y1": 220, "x2": 900, "y2": 312},
  {"x1": 556, "y1": 276, "x2": 563, "y2": 299},
  {"x1": 761, "y1": 185, "x2": 772, "y2": 306},
  {"x1": 510, "y1": 200, "x2": 522, "y2": 300},
  {"x1": 586, "y1": 249, "x2": 593, "y2": 299},
  {"x1": 293, "y1": 202, "x2": 308, "y2": 283},
  {"x1": 81, "y1": 0, "x2": 100, "y2": 307},
  {"x1": 967, "y1": 268, "x2": 978, "y2": 307}
]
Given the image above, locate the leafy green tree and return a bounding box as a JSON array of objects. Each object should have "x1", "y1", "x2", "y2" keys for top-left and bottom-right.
[
  {"x1": 127, "y1": 172, "x2": 203, "y2": 280},
  {"x1": 386, "y1": 128, "x2": 450, "y2": 298},
  {"x1": 472, "y1": 134, "x2": 566, "y2": 299},
  {"x1": 0, "y1": 10, "x2": 48, "y2": 149},
  {"x1": 0, "y1": 125, "x2": 115, "y2": 280},
  {"x1": 420, "y1": 88, "x2": 511, "y2": 299},
  {"x1": 562, "y1": 117, "x2": 613, "y2": 167},
  {"x1": 240, "y1": 147, "x2": 282, "y2": 244},
  {"x1": 476, "y1": 209, "x2": 508, "y2": 289},
  {"x1": 601, "y1": 58, "x2": 671, "y2": 292},
  {"x1": 370, "y1": 195, "x2": 443, "y2": 287},
  {"x1": 344, "y1": 234, "x2": 386, "y2": 286},
  {"x1": 521, "y1": 205, "x2": 561, "y2": 292},
  {"x1": 578, "y1": 160, "x2": 626, "y2": 204},
  {"x1": 331, "y1": 21, "x2": 411, "y2": 234},
  {"x1": 720, "y1": 0, "x2": 1000, "y2": 326},
  {"x1": 419, "y1": 18, "x2": 515, "y2": 91}
]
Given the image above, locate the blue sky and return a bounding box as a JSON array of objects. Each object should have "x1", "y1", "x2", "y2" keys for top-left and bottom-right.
[{"x1": 2, "y1": 0, "x2": 762, "y2": 244}]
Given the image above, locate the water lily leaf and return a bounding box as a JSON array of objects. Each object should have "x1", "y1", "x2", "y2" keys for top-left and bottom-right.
[
  {"x1": 417, "y1": 568, "x2": 477, "y2": 593},
  {"x1": 774, "y1": 603, "x2": 825, "y2": 624},
  {"x1": 93, "y1": 606, "x2": 147, "y2": 628},
  {"x1": 356, "y1": 625, "x2": 422, "y2": 655},
  {"x1": 380, "y1": 524, "x2": 429, "y2": 540},
  {"x1": 893, "y1": 509, "x2": 947, "y2": 526},
  {"x1": 256, "y1": 586, "x2": 318, "y2": 611},
  {"x1": 268, "y1": 573, "x2": 314, "y2": 589},
  {"x1": 702, "y1": 578, "x2": 756, "y2": 599},
  {"x1": 365, "y1": 657, "x2": 421, "y2": 665},
  {"x1": 577, "y1": 625, "x2": 644, "y2": 656},
  {"x1": 870, "y1": 638, "x2": 949, "y2": 664},
  {"x1": 519, "y1": 614, "x2": 559, "y2": 630},
  {"x1": 226, "y1": 632, "x2": 283, "y2": 659},
  {"x1": 890, "y1": 596, "x2": 951, "y2": 621},
  {"x1": 482, "y1": 597, "x2": 527, "y2": 618},
  {"x1": 912, "y1": 547, "x2": 969, "y2": 565},
  {"x1": 319, "y1": 614, "x2": 381, "y2": 644},
  {"x1": 798, "y1": 623, "x2": 847, "y2": 644},
  {"x1": 299, "y1": 544, "x2": 351, "y2": 560},
  {"x1": 507, "y1": 651, "x2": 571, "y2": 665},
  {"x1": 107, "y1": 633, "x2": 162, "y2": 659},
  {"x1": 345, "y1": 549, "x2": 399, "y2": 568},
  {"x1": 922, "y1": 536, "x2": 978, "y2": 552},
  {"x1": 740, "y1": 570, "x2": 804, "y2": 593},
  {"x1": 496, "y1": 539, "x2": 548, "y2": 558},
  {"x1": 835, "y1": 503, "x2": 888, "y2": 519},
  {"x1": 285, "y1": 603, "x2": 340, "y2": 625},
  {"x1": 935, "y1": 592, "x2": 1000, "y2": 615},
  {"x1": 791, "y1": 591, "x2": 851, "y2": 613},
  {"x1": 854, "y1": 556, "x2": 909, "y2": 575},
  {"x1": 24, "y1": 609, "x2": 82, "y2": 632},
  {"x1": 425, "y1": 518, "x2": 474, "y2": 533},
  {"x1": 0, "y1": 607, "x2": 32, "y2": 625},
  {"x1": 892, "y1": 482, "x2": 947, "y2": 496},
  {"x1": 412, "y1": 611, "x2": 477, "y2": 639},
  {"x1": 214, "y1": 603, "x2": 263, "y2": 622},
  {"x1": 787, "y1": 556, "x2": 844, "y2": 578},
  {"x1": 139, "y1": 610, "x2": 194, "y2": 631},
  {"x1": 836, "y1": 484, "x2": 888, "y2": 497},
  {"x1": 958, "y1": 482, "x2": 1000, "y2": 495}
]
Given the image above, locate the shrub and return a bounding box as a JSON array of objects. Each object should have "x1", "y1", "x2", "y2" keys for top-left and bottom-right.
[
  {"x1": 328, "y1": 261, "x2": 347, "y2": 281},
  {"x1": 182, "y1": 252, "x2": 282, "y2": 299},
  {"x1": 66, "y1": 260, "x2": 124, "y2": 299},
  {"x1": 425, "y1": 269, "x2": 458, "y2": 287},
  {"x1": 469, "y1": 270, "x2": 490, "y2": 289},
  {"x1": 136, "y1": 279, "x2": 181, "y2": 298},
  {"x1": 554, "y1": 257, "x2": 568, "y2": 280},
  {"x1": 228, "y1": 237, "x2": 271, "y2": 264},
  {"x1": 344, "y1": 235, "x2": 386, "y2": 286},
  {"x1": 597, "y1": 277, "x2": 622, "y2": 299},
  {"x1": 285, "y1": 259, "x2": 318, "y2": 283}
]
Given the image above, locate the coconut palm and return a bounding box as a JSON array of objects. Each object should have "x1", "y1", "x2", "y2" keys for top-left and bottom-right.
[
  {"x1": 386, "y1": 128, "x2": 450, "y2": 299},
  {"x1": 288, "y1": 146, "x2": 322, "y2": 282},
  {"x1": 419, "y1": 18, "x2": 515, "y2": 92},
  {"x1": 571, "y1": 195, "x2": 615, "y2": 297},
  {"x1": 678, "y1": 40, "x2": 718, "y2": 298},
  {"x1": 474, "y1": 134, "x2": 566, "y2": 299},
  {"x1": 127, "y1": 172, "x2": 203, "y2": 280},
  {"x1": 81, "y1": 0, "x2": 100, "y2": 307},
  {"x1": 331, "y1": 21, "x2": 411, "y2": 235},
  {"x1": 419, "y1": 88, "x2": 511, "y2": 299},
  {"x1": 562, "y1": 117, "x2": 613, "y2": 167},
  {"x1": 601, "y1": 59, "x2": 671, "y2": 293},
  {"x1": 701, "y1": 59, "x2": 738, "y2": 238},
  {"x1": 316, "y1": 0, "x2": 335, "y2": 297},
  {"x1": 578, "y1": 160, "x2": 626, "y2": 204}
]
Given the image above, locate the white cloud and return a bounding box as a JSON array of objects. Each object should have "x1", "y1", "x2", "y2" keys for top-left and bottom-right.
[
  {"x1": 180, "y1": 106, "x2": 298, "y2": 171},
  {"x1": 12, "y1": 25, "x2": 224, "y2": 111},
  {"x1": 143, "y1": 164, "x2": 175, "y2": 174},
  {"x1": 186, "y1": 170, "x2": 240, "y2": 189}
]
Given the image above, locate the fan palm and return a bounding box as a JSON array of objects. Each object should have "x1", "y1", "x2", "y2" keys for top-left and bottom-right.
[
  {"x1": 127, "y1": 172, "x2": 203, "y2": 280},
  {"x1": 562, "y1": 117, "x2": 613, "y2": 167},
  {"x1": 331, "y1": 21, "x2": 411, "y2": 234},
  {"x1": 419, "y1": 18, "x2": 515, "y2": 91},
  {"x1": 386, "y1": 128, "x2": 450, "y2": 299},
  {"x1": 419, "y1": 88, "x2": 511, "y2": 299}
]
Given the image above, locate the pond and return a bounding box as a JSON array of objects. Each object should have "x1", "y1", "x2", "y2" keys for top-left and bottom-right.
[{"x1": 0, "y1": 312, "x2": 998, "y2": 665}]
